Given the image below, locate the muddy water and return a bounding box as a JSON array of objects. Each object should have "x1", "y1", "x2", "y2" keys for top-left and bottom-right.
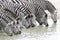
[{"x1": 0, "y1": 19, "x2": 60, "y2": 40}]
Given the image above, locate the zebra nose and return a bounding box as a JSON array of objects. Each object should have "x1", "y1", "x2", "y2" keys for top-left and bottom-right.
[
  {"x1": 18, "y1": 31, "x2": 21, "y2": 34},
  {"x1": 32, "y1": 24, "x2": 35, "y2": 27},
  {"x1": 40, "y1": 22, "x2": 43, "y2": 25},
  {"x1": 46, "y1": 24, "x2": 49, "y2": 27},
  {"x1": 45, "y1": 14, "x2": 47, "y2": 18},
  {"x1": 54, "y1": 20, "x2": 57, "y2": 23}
]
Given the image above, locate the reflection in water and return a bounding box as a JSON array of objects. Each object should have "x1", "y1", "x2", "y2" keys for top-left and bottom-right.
[{"x1": 0, "y1": 19, "x2": 60, "y2": 40}]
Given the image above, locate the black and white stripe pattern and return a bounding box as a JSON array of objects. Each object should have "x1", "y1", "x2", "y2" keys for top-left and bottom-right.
[
  {"x1": 0, "y1": 0, "x2": 31, "y2": 18},
  {"x1": 0, "y1": 0, "x2": 34, "y2": 29},
  {"x1": 0, "y1": 9, "x2": 22, "y2": 36},
  {"x1": 6, "y1": 0, "x2": 36, "y2": 27},
  {"x1": 10, "y1": 0, "x2": 27, "y2": 6},
  {"x1": 13, "y1": 0, "x2": 48, "y2": 26}
]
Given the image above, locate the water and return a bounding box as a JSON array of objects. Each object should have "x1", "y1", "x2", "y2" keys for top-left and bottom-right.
[{"x1": 0, "y1": 19, "x2": 60, "y2": 40}]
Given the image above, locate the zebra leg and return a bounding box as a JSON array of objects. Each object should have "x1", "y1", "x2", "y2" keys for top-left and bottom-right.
[{"x1": 45, "y1": 1, "x2": 57, "y2": 23}]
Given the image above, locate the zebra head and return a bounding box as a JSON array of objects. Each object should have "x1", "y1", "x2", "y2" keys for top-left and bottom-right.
[
  {"x1": 35, "y1": 6, "x2": 48, "y2": 27},
  {"x1": 12, "y1": 21, "x2": 21, "y2": 35},
  {"x1": 40, "y1": 13, "x2": 48, "y2": 27},
  {"x1": 6, "y1": 21, "x2": 21, "y2": 35},
  {"x1": 25, "y1": 14, "x2": 36, "y2": 27}
]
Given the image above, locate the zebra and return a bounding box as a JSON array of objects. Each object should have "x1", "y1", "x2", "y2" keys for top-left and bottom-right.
[
  {"x1": 12, "y1": 0, "x2": 48, "y2": 26},
  {"x1": 6, "y1": 0, "x2": 37, "y2": 27},
  {"x1": 0, "y1": 0, "x2": 37, "y2": 28},
  {"x1": 1, "y1": 1, "x2": 29, "y2": 27},
  {"x1": 18, "y1": 0, "x2": 57, "y2": 26},
  {"x1": 0, "y1": 9, "x2": 22, "y2": 36},
  {"x1": 22, "y1": 0, "x2": 57, "y2": 23},
  {"x1": 8, "y1": 0, "x2": 48, "y2": 27}
]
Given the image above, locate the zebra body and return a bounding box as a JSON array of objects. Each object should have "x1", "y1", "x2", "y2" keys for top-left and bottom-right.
[
  {"x1": 13, "y1": 0, "x2": 48, "y2": 26},
  {"x1": 6, "y1": 0, "x2": 43, "y2": 27},
  {"x1": 16, "y1": 0, "x2": 57, "y2": 25},
  {"x1": 0, "y1": 9, "x2": 22, "y2": 36},
  {"x1": 8, "y1": 0, "x2": 37, "y2": 27},
  {"x1": 19, "y1": 0, "x2": 57, "y2": 23},
  {"x1": 0, "y1": 0, "x2": 33, "y2": 28}
]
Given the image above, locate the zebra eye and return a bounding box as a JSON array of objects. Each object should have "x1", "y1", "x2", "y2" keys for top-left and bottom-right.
[{"x1": 17, "y1": 21, "x2": 19, "y2": 24}]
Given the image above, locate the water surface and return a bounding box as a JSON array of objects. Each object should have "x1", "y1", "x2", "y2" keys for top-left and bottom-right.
[{"x1": 0, "y1": 19, "x2": 60, "y2": 40}]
